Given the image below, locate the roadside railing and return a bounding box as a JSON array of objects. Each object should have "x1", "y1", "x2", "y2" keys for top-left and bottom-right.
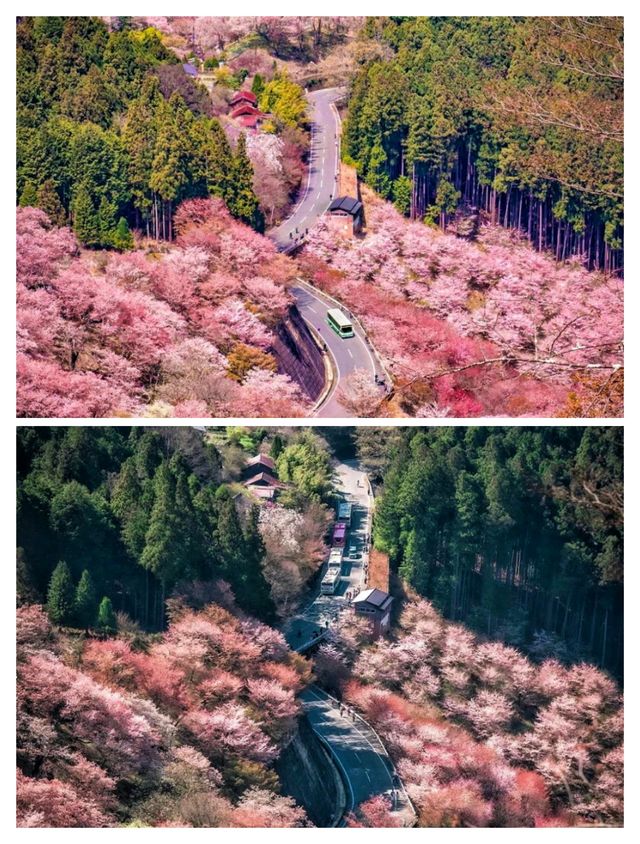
[
  {"x1": 309, "y1": 685, "x2": 418, "y2": 826},
  {"x1": 294, "y1": 278, "x2": 394, "y2": 388}
]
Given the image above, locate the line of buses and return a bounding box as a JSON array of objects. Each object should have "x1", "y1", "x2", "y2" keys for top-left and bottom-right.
[{"x1": 321, "y1": 502, "x2": 353, "y2": 595}]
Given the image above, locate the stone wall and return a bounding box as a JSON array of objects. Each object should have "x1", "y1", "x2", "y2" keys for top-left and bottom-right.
[
  {"x1": 276, "y1": 715, "x2": 346, "y2": 827},
  {"x1": 272, "y1": 305, "x2": 325, "y2": 401}
]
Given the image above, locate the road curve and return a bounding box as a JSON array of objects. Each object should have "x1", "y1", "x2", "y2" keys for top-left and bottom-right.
[
  {"x1": 268, "y1": 88, "x2": 383, "y2": 416},
  {"x1": 301, "y1": 686, "x2": 394, "y2": 815},
  {"x1": 291, "y1": 284, "x2": 382, "y2": 417},
  {"x1": 269, "y1": 88, "x2": 341, "y2": 251}
]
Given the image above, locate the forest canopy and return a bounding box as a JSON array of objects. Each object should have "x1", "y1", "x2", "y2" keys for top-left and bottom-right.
[
  {"x1": 368, "y1": 426, "x2": 623, "y2": 677},
  {"x1": 16, "y1": 16, "x2": 264, "y2": 244},
  {"x1": 343, "y1": 17, "x2": 623, "y2": 273}
]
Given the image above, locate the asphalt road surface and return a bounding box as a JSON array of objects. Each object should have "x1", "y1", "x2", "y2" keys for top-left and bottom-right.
[
  {"x1": 267, "y1": 88, "x2": 385, "y2": 417},
  {"x1": 283, "y1": 460, "x2": 416, "y2": 826},
  {"x1": 269, "y1": 88, "x2": 341, "y2": 251},
  {"x1": 301, "y1": 686, "x2": 395, "y2": 815},
  {"x1": 291, "y1": 283, "x2": 384, "y2": 417},
  {"x1": 283, "y1": 460, "x2": 370, "y2": 649}
]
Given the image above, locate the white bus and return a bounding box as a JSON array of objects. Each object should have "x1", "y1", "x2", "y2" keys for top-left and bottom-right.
[
  {"x1": 321, "y1": 569, "x2": 341, "y2": 594},
  {"x1": 337, "y1": 502, "x2": 352, "y2": 526},
  {"x1": 328, "y1": 548, "x2": 343, "y2": 569},
  {"x1": 327, "y1": 308, "x2": 354, "y2": 338}
]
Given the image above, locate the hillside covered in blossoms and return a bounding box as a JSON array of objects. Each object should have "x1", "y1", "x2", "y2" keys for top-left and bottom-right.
[
  {"x1": 15, "y1": 15, "x2": 623, "y2": 418},
  {"x1": 302, "y1": 194, "x2": 623, "y2": 418},
  {"x1": 17, "y1": 201, "x2": 307, "y2": 418}
]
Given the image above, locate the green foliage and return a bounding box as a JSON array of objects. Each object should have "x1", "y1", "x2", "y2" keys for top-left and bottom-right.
[
  {"x1": 46, "y1": 560, "x2": 75, "y2": 625},
  {"x1": 71, "y1": 182, "x2": 99, "y2": 246},
  {"x1": 269, "y1": 434, "x2": 284, "y2": 461},
  {"x1": 96, "y1": 596, "x2": 117, "y2": 634},
  {"x1": 251, "y1": 73, "x2": 265, "y2": 98},
  {"x1": 113, "y1": 216, "x2": 134, "y2": 250},
  {"x1": 19, "y1": 182, "x2": 38, "y2": 207},
  {"x1": 344, "y1": 16, "x2": 623, "y2": 266},
  {"x1": 74, "y1": 569, "x2": 97, "y2": 628},
  {"x1": 392, "y1": 175, "x2": 412, "y2": 216},
  {"x1": 16, "y1": 16, "x2": 263, "y2": 241},
  {"x1": 372, "y1": 427, "x2": 623, "y2": 672},
  {"x1": 276, "y1": 432, "x2": 332, "y2": 506},
  {"x1": 259, "y1": 73, "x2": 307, "y2": 129},
  {"x1": 228, "y1": 134, "x2": 265, "y2": 232},
  {"x1": 18, "y1": 427, "x2": 317, "y2": 630},
  {"x1": 36, "y1": 179, "x2": 66, "y2": 225}
]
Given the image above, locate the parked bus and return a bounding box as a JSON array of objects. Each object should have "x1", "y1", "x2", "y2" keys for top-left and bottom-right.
[
  {"x1": 321, "y1": 569, "x2": 341, "y2": 594},
  {"x1": 328, "y1": 548, "x2": 343, "y2": 569},
  {"x1": 337, "y1": 502, "x2": 352, "y2": 527},
  {"x1": 332, "y1": 522, "x2": 347, "y2": 547},
  {"x1": 327, "y1": 308, "x2": 354, "y2": 338}
]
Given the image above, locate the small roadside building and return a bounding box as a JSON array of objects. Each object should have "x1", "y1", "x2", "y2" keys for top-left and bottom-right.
[
  {"x1": 351, "y1": 587, "x2": 393, "y2": 637},
  {"x1": 326, "y1": 196, "x2": 364, "y2": 238},
  {"x1": 242, "y1": 453, "x2": 284, "y2": 501},
  {"x1": 228, "y1": 91, "x2": 269, "y2": 132}
]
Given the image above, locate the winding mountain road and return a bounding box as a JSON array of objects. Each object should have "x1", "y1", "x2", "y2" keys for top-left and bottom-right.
[
  {"x1": 283, "y1": 460, "x2": 416, "y2": 826},
  {"x1": 267, "y1": 89, "x2": 384, "y2": 417}
]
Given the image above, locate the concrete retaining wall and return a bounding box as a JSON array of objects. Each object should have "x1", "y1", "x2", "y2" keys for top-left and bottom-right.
[
  {"x1": 272, "y1": 305, "x2": 326, "y2": 401},
  {"x1": 276, "y1": 715, "x2": 346, "y2": 827}
]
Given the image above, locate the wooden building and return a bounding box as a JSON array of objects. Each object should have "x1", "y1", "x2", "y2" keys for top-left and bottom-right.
[
  {"x1": 326, "y1": 196, "x2": 364, "y2": 238},
  {"x1": 351, "y1": 587, "x2": 393, "y2": 637}
]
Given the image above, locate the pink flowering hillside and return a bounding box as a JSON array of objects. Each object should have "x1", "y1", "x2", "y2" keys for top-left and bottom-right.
[
  {"x1": 302, "y1": 199, "x2": 623, "y2": 417},
  {"x1": 17, "y1": 201, "x2": 307, "y2": 418},
  {"x1": 17, "y1": 603, "x2": 311, "y2": 828},
  {"x1": 317, "y1": 598, "x2": 623, "y2": 827}
]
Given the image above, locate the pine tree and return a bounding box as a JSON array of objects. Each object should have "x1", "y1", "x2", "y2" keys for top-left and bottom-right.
[
  {"x1": 19, "y1": 181, "x2": 38, "y2": 208},
  {"x1": 392, "y1": 175, "x2": 412, "y2": 216},
  {"x1": 241, "y1": 506, "x2": 276, "y2": 621},
  {"x1": 229, "y1": 134, "x2": 264, "y2": 232},
  {"x1": 36, "y1": 179, "x2": 67, "y2": 225},
  {"x1": 113, "y1": 216, "x2": 133, "y2": 250},
  {"x1": 96, "y1": 596, "x2": 117, "y2": 634},
  {"x1": 71, "y1": 182, "x2": 99, "y2": 246},
  {"x1": 251, "y1": 73, "x2": 265, "y2": 98},
  {"x1": 46, "y1": 560, "x2": 75, "y2": 625},
  {"x1": 367, "y1": 140, "x2": 392, "y2": 199},
  {"x1": 269, "y1": 434, "x2": 284, "y2": 461},
  {"x1": 74, "y1": 569, "x2": 97, "y2": 629},
  {"x1": 97, "y1": 195, "x2": 117, "y2": 247}
]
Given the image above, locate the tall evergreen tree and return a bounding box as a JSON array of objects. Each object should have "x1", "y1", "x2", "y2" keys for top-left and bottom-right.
[
  {"x1": 19, "y1": 181, "x2": 38, "y2": 208},
  {"x1": 74, "y1": 568, "x2": 97, "y2": 629},
  {"x1": 96, "y1": 595, "x2": 117, "y2": 634},
  {"x1": 228, "y1": 134, "x2": 264, "y2": 232},
  {"x1": 71, "y1": 182, "x2": 99, "y2": 246},
  {"x1": 241, "y1": 506, "x2": 276, "y2": 621},
  {"x1": 36, "y1": 179, "x2": 66, "y2": 225},
  {"x1": 46, "y1": 560, "x2": 75, "y2": 625}
]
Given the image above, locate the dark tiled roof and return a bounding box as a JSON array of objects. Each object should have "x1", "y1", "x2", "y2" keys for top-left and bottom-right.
[
  {"x1": 247, "y1": 453, "x2": 276, "y2": 470},
  {"x1": 352, "y1": 587, "x2": 393, "y2": 610},
  {"x1": 328, "y1": 196, "x2": 363, "y2": 217},
  {"x1": 243, "y1": 472, "x2": 282, "y2": 487}
]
